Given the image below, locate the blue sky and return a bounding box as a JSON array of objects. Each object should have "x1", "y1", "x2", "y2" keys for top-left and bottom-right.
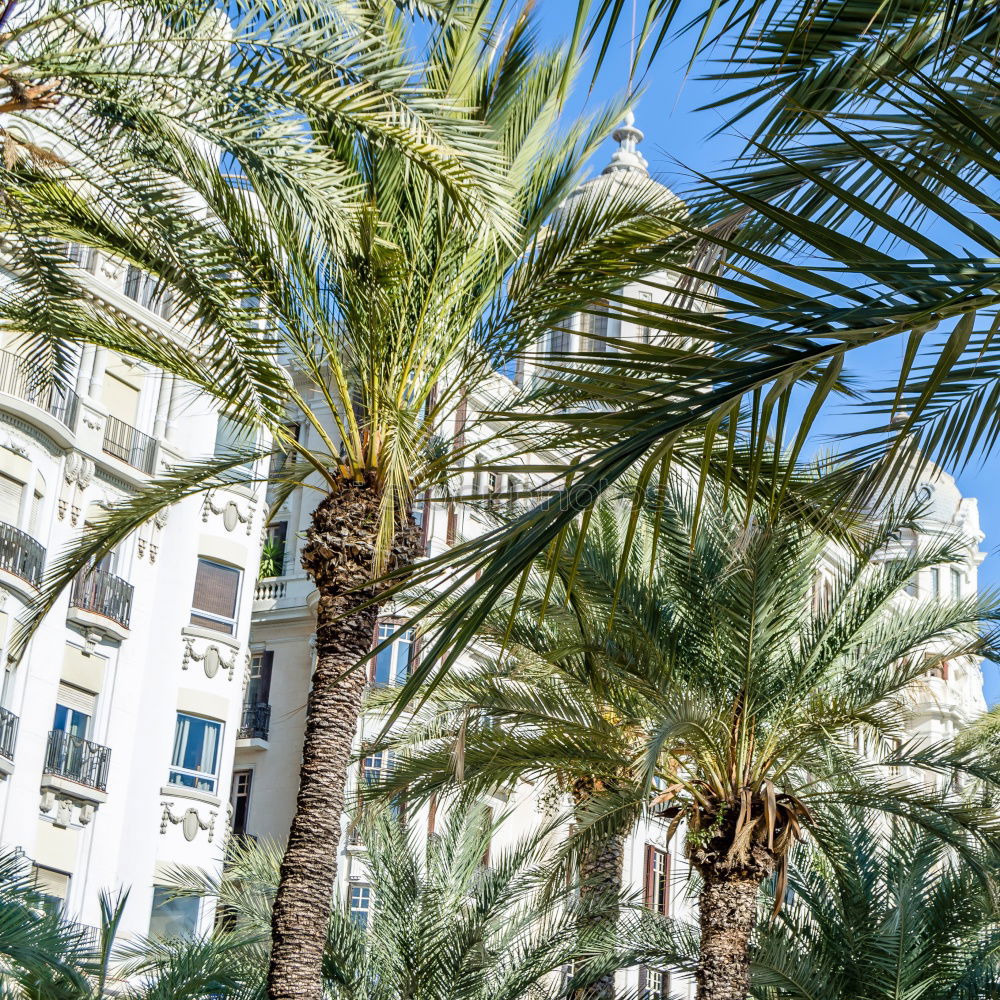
[{"x1": 535, "y1": 0, "x2": 1000, "y2": 703}]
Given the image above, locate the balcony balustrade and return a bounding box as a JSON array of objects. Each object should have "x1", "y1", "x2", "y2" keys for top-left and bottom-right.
[
  {"x1": 102, "y1": 414, "x2": 156, "y2": 474},
  {"x1": 43, "y1": 730, "x2": 110, "y2": 791},
  {"x1": 238, "y1": 702, "x2": 271, "y2": 741},
  {"x1": 0, "y1": 349, "x2": 79, "y2": 429},
  {"x1": 69, "y1": 569, "x2": 133, "y2": 629},
  {"x1": 0, "y1": 521, "x2": 45, "y2": 587},
  {"x1": 0, "y1": 706, "x2": 17, "y2": 761}
]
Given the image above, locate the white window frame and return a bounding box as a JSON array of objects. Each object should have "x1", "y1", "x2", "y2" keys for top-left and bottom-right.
[
  {"x1": 372, "y1": 623, "x2": 414, "y2": 686},
  {"x1": 169, "y1": 712, "x2": 223, "y2": 793},
  {"x1": 190, "y1": 558, "x2": 242, "y2": 636},
  {"x1": 349, "y1": 885, "x2": 372, "y2": 929}
]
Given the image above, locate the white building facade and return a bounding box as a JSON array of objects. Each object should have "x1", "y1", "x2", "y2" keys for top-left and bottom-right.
[{"x1": 0, "y1": 247, "x2": 267, "y2": 942}]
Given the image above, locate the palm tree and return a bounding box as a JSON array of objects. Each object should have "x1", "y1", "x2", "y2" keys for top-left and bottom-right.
[
  {"x1": 372, "y1": 478, "x2": 1000, "y2": 1000},
  {"x1": 749, "y1": 810, "x2": 1000, "y2": 1000},
  {"x1": 129, "y1": 800, "x2": 634, "y2": 1000},
  {"x1": 12, "y1": 2, "x2": 685, "y2": 995},
  {"x1": 390, "y1": 0, "x2": 1000, "y2": 685}
]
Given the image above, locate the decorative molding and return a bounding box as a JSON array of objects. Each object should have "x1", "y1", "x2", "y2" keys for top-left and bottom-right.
[
  {"x1": 81, "y1": 413, "x2": 104, "y2": 432},
  {"x1": 182, "y1": 634, "x2": 243, "y2": 681},
  {"x1": 160, "y1": 801, "x2": 217, "y2": 842},
  {"x1": 93, "y1": 468, "x2": 135, "y2": 494},
  {"x1": 137, "y1": 506, "x2": 168, "y2": 563},
  {"x1": 59, "y1": 452, "x2": 96, "y2": 524},
  {"x1": 0, "y1": 412, "x2": 61, "y2": 455},
  {"x1": 40, "y1": 789, "x2": 97, "y2": 826},
  {"x1": 202, "y1": 489, "x2": 255, "y2": 535}
]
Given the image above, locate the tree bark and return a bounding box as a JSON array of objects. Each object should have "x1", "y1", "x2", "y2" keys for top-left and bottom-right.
[
  {"x1": 571, "y1": 778, "x2": 627, "y2": 1000},
  {"x1": 693, "y1": 852, "x2": 772, "y2": 1000},
  {"x1": 266, "y1": 480, "x2": 422, "y2": 1000}
]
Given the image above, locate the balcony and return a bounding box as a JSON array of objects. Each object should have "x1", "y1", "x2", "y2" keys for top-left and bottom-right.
[
  {"x1": 237, "y1": 702, "x2": 271, "y2": 743},
  {"x1": 69, "y1": 569, "x2": 133, "y2": 630},
  {"x1": 43, "y1": 730, "x2": 110, "y2": 792},
  {"x1": 0, "y1": 521, "x2": 45, "y2": 588},
  {"x1": 0, "y1": 349, "x2": 80, "y2": 429},
  {"x1": 102, "y1": 414, "x2": 156, "y2": 474},
  {"x1": 0, "y1": 706, "x2": 17, "y2": 775}
]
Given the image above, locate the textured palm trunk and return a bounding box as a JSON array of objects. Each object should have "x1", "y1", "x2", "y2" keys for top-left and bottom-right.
[
  {"x1": 572, "y1": 779, "x2": 626, "y2": 1000},
  {"x1": 266, "y1": 480, "x2": 421, "y2": 1000},
  {"x1": 691, "y1": 845, "x2": 774, "y2": 1000}
]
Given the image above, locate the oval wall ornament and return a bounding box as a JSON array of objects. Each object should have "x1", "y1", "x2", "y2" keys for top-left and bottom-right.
[
  {"x1": 203, "y1": 646, "x2": 221, "y2": 678},
  {"x1": 182, "y1": 809, "x2": 201, "y2": 841},
  {"x1": 223, "y1": 501, "x2": 240, "y2": 532}
]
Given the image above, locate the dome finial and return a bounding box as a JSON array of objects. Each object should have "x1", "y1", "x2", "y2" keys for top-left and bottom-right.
[{"x1": 602, "y1": 108, "x2": 648, "y2": 176}]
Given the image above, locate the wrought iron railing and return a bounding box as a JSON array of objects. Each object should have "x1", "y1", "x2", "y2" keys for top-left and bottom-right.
[
  {"x1": 69, "y1": 569, "x2": 133, "y2": 628},
  {"x1": 238, "y1": 702, "x2": 271, "y2": 741},
  {"x1": 102, "y1": 414, "x2": 156, "y2": 474},
  {"x1": 0, "y1": 706, "x2": 17, "y2": 761},
  {"x1": 0, "y1": 521, "x2": 45, "y2": 587},
  {"x1": 0, "y1": 349, "x2": 79, "y2": 428},
  {"x1": 43, "y1": 730, "x2": 110, "y2": 791}
]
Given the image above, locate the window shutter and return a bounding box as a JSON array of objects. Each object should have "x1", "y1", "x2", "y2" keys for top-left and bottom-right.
[
  {"x1": 192, "y1": 560, "x2": 239, "y2": 617},
  {"x1": 0, "y1": 473, "x2": 23, "y2": 525},
  {"x1": 446, "y1": 505, "x2": 457, "y2": 546},
  {"x1": 637, "y1": 966, "x2": 647, "y2": 998},
  {"x1": 258, "y1": 651, "x2": 273, "y2": 702},
  {"x1": 102, "y1": 371, "x2": 140, "y2": 425},
  {"x1": 57, "y1": 681, "x2": 96, "y2": 717},
  {"x1": 33, "y1": 866, "x2": 69, "y2": 900},
  {"x1": 643, "y1": 845, "x2": 655, "y2": 908}
]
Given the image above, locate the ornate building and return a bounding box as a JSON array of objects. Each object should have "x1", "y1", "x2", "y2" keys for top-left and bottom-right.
[{"x1": 0, "y1": 244, "x2": 267, "y2": 940}]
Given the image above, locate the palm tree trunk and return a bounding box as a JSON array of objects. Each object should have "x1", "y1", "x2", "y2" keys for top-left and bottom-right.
[
  {"x1": 575, "y1": 829, "x2": 626, "y2": 1000},
  {"x1": 266, "y1": 481, "x2": 421, "y2": 1000},
  {"x1": 572, "y1": 778, "x2": 627, "y2": 1000},
  {"x1": 694, "y1": 861, "x2": 768, "y2": 1000}
]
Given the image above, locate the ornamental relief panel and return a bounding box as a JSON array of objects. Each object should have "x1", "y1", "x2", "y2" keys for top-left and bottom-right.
[
  {"x1": 160, "y1": 801, "x2": 218, "y2": 843},
  {"x1": 181, "y1": 631, "x2": 248, "y2": 682},
  {"x1": 202, "y1": 489, "x2": 255, "y2": 535}
]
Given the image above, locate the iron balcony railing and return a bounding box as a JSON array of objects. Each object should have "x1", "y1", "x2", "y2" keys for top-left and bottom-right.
[
  {"x1": 102, "y1": 414, "x2": 156, "y2": 474},
  {"x1": 69, "y1": 569, "x2": 133, "y2": 629},
  {"x1": 0, "y1": 521, "x2": 45, "y2": 587},
  {"x1": 0, "y1": 349, "x2": 80, "y2": 428},
  {"x1": 44, "y1": 730, "x2": 110, "y2": 791},
  {"x1": 0, "y1": 705, "x2": 17, "y2": 761},
  {"x1": 238, "y1": 702, "x2": 271, "y2": 741}
]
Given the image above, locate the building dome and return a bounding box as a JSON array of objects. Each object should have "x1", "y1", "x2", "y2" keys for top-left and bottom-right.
[{"x1": 559, "y1": 109, "x2": 682, "y2": 214}]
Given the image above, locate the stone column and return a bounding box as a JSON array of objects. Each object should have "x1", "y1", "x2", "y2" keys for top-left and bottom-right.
[
  {"x1": 153, "y1": 373, "x2": 173, "y2": 439},
  {"x1": 76, "y1": 345, "x2": 95, "y2": 396},
  {"x1": 88, "y1": 348, "x2": 107, "y2": 400}
]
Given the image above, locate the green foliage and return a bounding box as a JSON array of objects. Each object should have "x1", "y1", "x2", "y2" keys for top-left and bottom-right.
[
  {"x1": 751, "y1": 810, "x2": 1000, "y2": 1000},
  {"x1": 141, "y1": 799, "x2": 637, "y2": 1000},
  {"x1": 370, "y1": 476, "x2": 1000, "y2": 888}
]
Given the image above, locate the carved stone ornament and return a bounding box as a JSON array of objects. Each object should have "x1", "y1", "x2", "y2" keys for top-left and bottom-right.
[
  {"x1": 160, "y1": 802, "x2": 217, "y2": 842},
  {"x1": 182, "y1": 635, "x2": 240, "y2": 680},
  {"x1": 202, "y1": 490, "x2": 254, "y2": 535},
  {"x1": 40, "y1": 790, "x2": 95, "y2": 827},
  {"x1": 81, "y1": 413, "x2": 104, "y2": 431}
]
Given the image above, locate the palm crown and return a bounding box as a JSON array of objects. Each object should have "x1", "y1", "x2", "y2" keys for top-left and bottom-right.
[{"x1": 374, "y1": 477, "x2": 1000, "y2": 999}]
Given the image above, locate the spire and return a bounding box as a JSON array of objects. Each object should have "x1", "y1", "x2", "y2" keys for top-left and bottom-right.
[{"x1": 602, "y1": 109, "x2": 648, "y2": 176}]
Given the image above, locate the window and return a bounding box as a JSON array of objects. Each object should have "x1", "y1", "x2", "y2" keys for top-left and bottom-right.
[
  {"x1": 581, "y1": 301, "x2": 610, "y2": 354},
  {"x1": 32, "y1": 866, "x2": 69, "y2": 917},
  {"x1": 214, "y1": 414, "x2": 256, "y2": 477},
  {"x1": 372, "y1": 624, "x2": 414, "y2": 686},
  {"x1": 53, "y1": 683, "x2": 95, "y2": 739},
  {"x1": 361, "y1": 749, "x2": 395, "y2": 786},
  {"x1": 506, "y1": 476, "x2": 519, "y2": 515},
  {"x1": 102, "y1": 364, "x2": 140, "y2": 425},
  {"x1": 0, "y1": 471, "x2": 23, "y2": 526},
  {"x1": 930, "y1": 567, "x2": 941, "y2": 600},
  {"x1": 245, "y1": 651, "x2": 273, "y2": 708},
  {"x1": 951, "y1": 567, "x2": 963, "y2": 599},
  {"x1": 190, "y1": 558, "x2": 241, "y2": 635},
  {"x1": 446, "y1": 504, "x2": 458, "y2": 546},
  {"x1": 124, "y1": 265, "x2": 173, "y2": 319},
  {"x1": 261, "y1": 522, "x2": 287, "y2": 578},
  {"x1": 635, "y1": 290, "x2": 653, "y2": 343},
  {"x1": 169, "y1": 713, "x2": 222, "y2": 792},
  {"x1": 64, "y1": 243, "x2": 95, "y2": 271},
  {"x1": 643, "y1": 845, "x2": 669, "y2": 915},
  {"x1": 548, "y1": 325, "x2": 571, "y2": 354},
  {"x1": 230, "y1": 769, "x2": 252, "y2": 835},
  {"x1": 268, "y1": 421, "x2": 301, "y2": 478},
  {"x1": 349, "y1": 885, "x2": 372, "y2": 929},
  {"x1": 640, "y1": 968, "x2": 668, "y2": 1000},
  {"x1": 903, "y1": 573, "x2": 918, "y2": 598},
  {"x1": 149, "y1": 886, "x2": 200, "y2": 938}
]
